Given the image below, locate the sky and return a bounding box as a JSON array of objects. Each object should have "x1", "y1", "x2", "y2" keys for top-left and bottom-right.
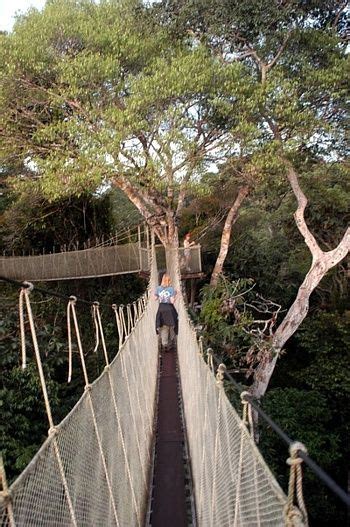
[{"x1": 0, "y1": 0, "x2": 46, "y2": 32}]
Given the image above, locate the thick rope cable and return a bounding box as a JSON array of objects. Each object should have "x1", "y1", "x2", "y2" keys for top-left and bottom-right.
[
  {"x1": 0, "y1": 454, "x2": 16, "y2": 527},
  {"x1": 112, "y1": 304, "x2": 124, "y2": 350},
  {"x1": 93, "y1": 302, "x2": 109, "y2": 365},
  {"x1": 19, "y1": 286, "x2": 78, "y2": 527},
  {"x1": 119, "y1": 305, "x2": 128, "y2": 341},
  {"x1": 19, "y1": 285, "x2": 29, "y2": 370},
  {"x1": 126, "y1": 304, "x2": 133, "y2": 334},
  {"x1": 132, "y1": 301, "x2": 139, "y2": 325},
  {"x1": 285, "y1": 442, "x2": 309, "y2": 527},
  {"x1": 66, "y1": 296, "x2": 77, "y2": 383},
  {"x1": 92, "y1": 302, "x2": 100, "y2": 354}
]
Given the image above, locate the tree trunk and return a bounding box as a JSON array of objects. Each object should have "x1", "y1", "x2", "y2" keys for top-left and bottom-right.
[
  {"x1": 210, "y1": 186, "x2": 249, "y2": 287},
  {"x1": 111, "y1": 175, "x2": 175, "y2": 245},
  {"x1": 251, "y1": 162, "x2": 350, "y2": 399}
]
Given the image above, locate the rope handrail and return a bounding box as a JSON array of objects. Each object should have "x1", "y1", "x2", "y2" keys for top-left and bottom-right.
[
  {"x1": 211, "y1": 352, "x2": 350, "y2": 509},
  {"x1": 1, "y1": 235, "x2": 158, "y2": 527},
  {"x1": 0, "y1": 275, "x2": 137, "y2": 309}
]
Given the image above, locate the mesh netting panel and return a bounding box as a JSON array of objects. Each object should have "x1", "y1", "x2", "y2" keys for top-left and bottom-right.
[
  {"x1": 0, "y1": 243, "x2": 141, "y2": 281},
  {"x1": 177, "y1": 309, "x2": 287, "y2": 526},
  {"x1": 0, "y1": 247, "x2": 159, "y2": 526},
  {"x1": 166, "y1": 247, "x2": 287, "y2": 527}
]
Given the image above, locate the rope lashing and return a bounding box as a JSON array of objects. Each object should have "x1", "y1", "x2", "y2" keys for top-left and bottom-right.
[
  {"x1": 240, "y1": 390, "x2": 254, "y2": 438},
  {"x1": 112, "y1": 304, "x2": 124, "y2": 349},
  {"x1": 92, "y1": 301, "x2": 100, "y2": 353},
  {"x1": 198, "y1": 335, "x2": 204, "y2": 356},
  {"x1": 66, "y1": 295, "x2": 77, "y2": 383},
  {"x1": 96, "y1": 303, "x2": 109, "y2": 365},
  {"x1": 19, "y1": 281, "x2": 34, "y2": 370},
  {"x1": 216, "y1": 363, "x2": 226, "y2": 387},
  {"x1": 207, "y1": 348, "x2": 214, "y2": 372},
  {"x1": 119, "y1": 305, "x2": 128, "y2": 340},
  {"x1": 126, "y1": 304, "x2": 133, "y2": 334},
  {"x1": 285, "y1": 442, "x2": 309, "y2": 527},
  {"x1": 132, "y1": 301, "x2": 138, "y2": 324}
]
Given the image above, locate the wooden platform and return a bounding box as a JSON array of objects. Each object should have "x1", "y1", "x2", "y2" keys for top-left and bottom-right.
[{"x1": 140, "y1": 270, "x2": 204, "y2": 281}]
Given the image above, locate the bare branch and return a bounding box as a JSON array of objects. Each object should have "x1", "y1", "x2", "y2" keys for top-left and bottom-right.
[{"x1": 283, "y1": 159, "x2": 324, "y2": 260}]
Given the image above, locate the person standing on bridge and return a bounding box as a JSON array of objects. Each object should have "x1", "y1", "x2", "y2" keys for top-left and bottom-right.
[
  {"x1": 155, "y1": 273, "x2": 178, "y2": 350},
  {"x1": 183, "y1": 232, "x2": 195, "y2": 272}
]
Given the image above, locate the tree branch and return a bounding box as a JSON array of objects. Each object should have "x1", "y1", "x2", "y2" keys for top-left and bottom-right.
[
  {"x1": 283, "y1": 159, "x2": 324, "y2": 261},
  {"x1": 266, "y1": 31, "x2": 292, "y2": 72}
]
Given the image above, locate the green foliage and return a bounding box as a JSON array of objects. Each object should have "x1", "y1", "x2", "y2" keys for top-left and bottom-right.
[
  {"x1": 198, "y1": 276, "x2": 275, "y2": 367},
  {"x1": 0, "y1": 187, "x2": 120, "y2": 254},
  {"x1": 0, "y1": 270, "x2": 146, "y2": 483},
  {"x1": 295, "y1": 312, "x2": 350, "y2": 396},
  {"x1": 1, "y1": 2, "x2": 349, "y2": 524},
  {"x1": 260, "y1": 387, "x2": 346, "y2": 526}
]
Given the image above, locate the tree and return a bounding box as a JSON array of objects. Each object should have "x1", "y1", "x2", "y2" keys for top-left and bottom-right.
[
  {"x1": 210, "y1": 184, "x2": 249, "y2": 286},
  {"x1": 156, "y1": 0, "x2": 350, "y2": 395},
  {"x1": 0, "y1": 0, "x2": 252, "y2": 249}
]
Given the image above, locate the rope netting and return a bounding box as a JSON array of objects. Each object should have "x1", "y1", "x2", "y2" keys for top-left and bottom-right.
[
  {"x1": 0, "y1": 247, "x2": 159, "y2": 526},
  {"x1": 0, "y1": 243, "x2": 149, "y2": 282},
  {"x1": 1, "y1": 240, "x2": 312, "y2": 527},
  {"x1": 166, "y1": 247, "x2": 289, "y2": 527}
]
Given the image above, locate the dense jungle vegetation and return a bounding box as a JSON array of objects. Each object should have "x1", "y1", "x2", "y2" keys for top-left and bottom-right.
[{"x1": 0, "y1": 1, "x2": 349, "y2": 525}]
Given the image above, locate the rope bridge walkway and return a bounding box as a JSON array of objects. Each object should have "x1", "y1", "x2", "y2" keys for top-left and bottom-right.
[
  {"x1": 0, "y1": 226, "x2": 202, "y2": 282},
  {"x1": 1, "y1": 244, "x2": 350, "y2": 526}
]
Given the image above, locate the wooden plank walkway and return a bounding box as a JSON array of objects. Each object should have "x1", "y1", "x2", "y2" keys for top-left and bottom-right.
[{"x1": 150, "y1": 345, "x2": 188, "y2": 526}]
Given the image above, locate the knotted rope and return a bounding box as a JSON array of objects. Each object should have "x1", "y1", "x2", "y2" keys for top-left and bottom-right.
[
  {"x1": 240, "y1": 390, "x2": 254, "y2": 438},
  {"x1": 207, "y1": 348, "x2": 214, "y2": 373},
  {"x1": 216, "y1": 363, "x2": 226, "y2": 387},
  {"x1": 285, "y1": 442, "x2": 309, "y2": 527}
]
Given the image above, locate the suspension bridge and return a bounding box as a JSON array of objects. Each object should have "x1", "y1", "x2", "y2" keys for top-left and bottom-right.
[{"x1": 1, "y1": 236, "x2": 349, "y2": 527}]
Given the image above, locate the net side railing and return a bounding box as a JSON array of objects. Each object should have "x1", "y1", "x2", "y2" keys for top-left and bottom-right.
[
  {"x1": 0, "y1": 243, "x2": 144, "y2": 281},
  {"x1": 166, "y1": 248, "x2": 287, "y2": 527},
  {"x1": 0, "y1": 250, "x2": 159, "y2": 526}
]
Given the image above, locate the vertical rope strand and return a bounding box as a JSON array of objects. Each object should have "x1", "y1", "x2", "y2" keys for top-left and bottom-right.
[
  {"x1": 92, "y1": 302, "x2": 100, "y2": 353},
  {"x1": 0, "y1": 454, "x2": 16, "y2": 527},
  {"x1": 126, "y1": 304, "x2": 132, "y2": 334},
  {"x1": 66, "y1": 296, "x2": 77, "y2": 383},
  {"x1": 94, "y1": 303, "x2": 109, "y2": 366},
  {"x1": 112, "y1": 304, "x2": 124, "y2": 350},
  {"x1": 19, "y1": 288, "x2": 27, "y2": 370},
  {"x1": 119, "y1": 305, "x2": 127, "y2": 339},
  {"x1": 69, "y1": 299, "x2": 120, "y2": 527},
  {"x1": 20, "y1": 286, "x2": 77, "y2": 527}
]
